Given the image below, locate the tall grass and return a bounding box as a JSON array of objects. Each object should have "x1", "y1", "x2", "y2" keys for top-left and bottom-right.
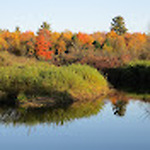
[
  {"x1": 0, "y1": 56, "x2": 108, "y2": 106},
  {"x1": 0, "y1": 51, "x2": 38, "y2": 67}
]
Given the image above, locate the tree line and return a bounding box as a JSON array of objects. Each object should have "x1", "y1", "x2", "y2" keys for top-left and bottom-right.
[{"x1": 0, "y1": 16, "x2": 149, "y2": 68}]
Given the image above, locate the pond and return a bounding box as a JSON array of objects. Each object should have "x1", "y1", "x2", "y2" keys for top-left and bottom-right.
[{"x1": 0, "y1": 93, "x2": 150, "y2": 150}]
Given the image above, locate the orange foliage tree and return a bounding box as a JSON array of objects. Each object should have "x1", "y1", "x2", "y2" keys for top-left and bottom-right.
[
  {"x1": 35, "y1": 28, "x2": 53, "y2": 60},
  {"x1": 0, "y1": 32, "x2": 8, "y2": 51},
  {"x1": 125, "y1": 33, "x2": 146, "y2": 51},
  {"x1": 102, "y1": 30, "x2": 118, "y2": 52},
  {"x1": 20, "y1": 31, "x2": 36, "y2": 56},
  {"x1": 0, "y1": 30, "x2": 20, "y2": 54},
  {"x1": 92, "y1": 32, "x2": 106, "y2": 45},
  {"x1": 77, "y1": 32, "x2": 94, "y2": 46}
]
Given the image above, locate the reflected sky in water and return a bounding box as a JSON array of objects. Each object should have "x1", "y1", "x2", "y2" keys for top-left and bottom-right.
[{"x1": 0, "y1": 99, "x2": 150, "y2": 150}]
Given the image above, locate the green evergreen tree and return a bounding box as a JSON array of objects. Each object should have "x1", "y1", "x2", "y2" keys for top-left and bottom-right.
[
  {"x1": 15, "y1": 26, "x2": 20, "y2": 32},
  {"x1": 41, "y1": 22, "x2": 51, "y2": 30},
  {"x1": 111, "y1": 16, "x2": 128, "y2": 35}
]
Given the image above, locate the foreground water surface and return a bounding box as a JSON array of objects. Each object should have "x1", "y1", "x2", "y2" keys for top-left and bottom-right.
[{"x1": 0, "y1": 94, "x2": 150, "y2": 150}]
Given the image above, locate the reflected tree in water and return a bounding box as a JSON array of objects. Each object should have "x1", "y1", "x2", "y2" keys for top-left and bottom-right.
[
  {"x1": 109, "y1": 91, "x2": 128, "y2": 117},
  {"x1": 112, "y1": 100, "x2": 128, "y2": 117},
  {"x1": 140, "y1": 103, "x2": 150, "y2": 120}
]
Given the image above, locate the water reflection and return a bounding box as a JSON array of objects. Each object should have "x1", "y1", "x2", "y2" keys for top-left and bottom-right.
[
  {"x1": 112, "y1": 100, "x2": 128, "y2": 116},
  {"x1": 139, "y1": 102, "x2": 150, "y2": 120},
  {"x1": 0, "y1": 92, "x2": 150, "y2": 126},
  {"x1": 0, "y1": 93, "x2": 150, "y2": 150},
  {"x1": 109, "y1": 91, "x2": 129, "y2": 117},
  {"x1": 0, "y1": 99, "x2": 104, "y2": 126}
]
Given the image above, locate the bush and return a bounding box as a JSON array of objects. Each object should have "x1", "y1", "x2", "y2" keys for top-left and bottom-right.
[
  {"x1": 105, "y1": 60, "x2": 150, "y2": 93},
  {"x1": 0, "y1": 62, "x2": 108, "y2": 106}
]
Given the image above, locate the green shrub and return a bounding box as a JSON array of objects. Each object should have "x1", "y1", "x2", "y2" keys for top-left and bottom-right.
[
  {"x1": 0, "y1": 62, "x2": 108, "y2": 105},
  {"x1": 129, "y1": 60, "x2": 150, "y2": 67},
  {"x1": 105, "y1": 60, "x2": 150, "y2": 93}
]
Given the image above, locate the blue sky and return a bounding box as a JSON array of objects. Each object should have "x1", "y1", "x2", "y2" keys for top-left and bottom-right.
[{"x1": 0, "y1": 0, "x2": 149, "y2": 33}]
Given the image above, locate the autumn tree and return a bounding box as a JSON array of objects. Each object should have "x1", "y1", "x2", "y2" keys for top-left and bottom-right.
[
  {"x1": 92, "y1": 32, "x2": 106, "y2": 45},
  {"x1": 0, "y1": 37, "x2": 8, "y2": 51},
  {"x1": 1, "y1": 30, "x2": 21, "y2": 55},
  {"x1": 111, "y1": 16, "x2": 128, "y2": 35},
  {"x1": 53, "y1": 32, "x2": 72, "y2": 55},
  {"x1": 35, "y1": 22, "x2": 53, "y2": 60},
  {"x1": 77, "y1": 32, "x2": 94, "y2": 45},
  {"x1": 20, "y1": 31, "x2": 36, "y2": 56}
]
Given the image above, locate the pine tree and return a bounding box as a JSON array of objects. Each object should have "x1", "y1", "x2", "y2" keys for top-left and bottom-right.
[{"x1": 111, "y1": 16, "x2": 128, "y2": 35}]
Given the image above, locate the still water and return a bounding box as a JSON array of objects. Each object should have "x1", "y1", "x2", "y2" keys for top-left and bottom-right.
[{"x1": 0, "y1": 96, "x2": 150, "y2": 150}]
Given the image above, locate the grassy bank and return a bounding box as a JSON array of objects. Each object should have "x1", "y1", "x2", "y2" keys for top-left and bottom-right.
[{"x1": 0, "y1": 53, "x2": 108, "y2": 107}]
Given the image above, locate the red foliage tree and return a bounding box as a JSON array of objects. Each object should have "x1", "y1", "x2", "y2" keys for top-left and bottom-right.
[{"x1": 35, "y1": 29, "x2": 53, "y2": 60}]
